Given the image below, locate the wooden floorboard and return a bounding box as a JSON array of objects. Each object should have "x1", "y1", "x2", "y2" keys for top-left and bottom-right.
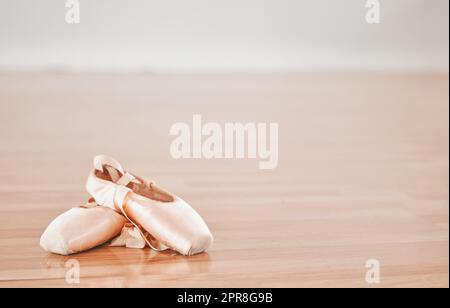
[{"x1": 0, "y1": 72, "x2": 448, "y2": 287}]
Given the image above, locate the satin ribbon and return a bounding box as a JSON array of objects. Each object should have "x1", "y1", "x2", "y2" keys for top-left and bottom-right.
[
  {"x1": 109, "y1": 223, "x2": 147, "y2": 249},
  {"x1": 91, "y1": 155, "x2": 168, "y2": 251}
]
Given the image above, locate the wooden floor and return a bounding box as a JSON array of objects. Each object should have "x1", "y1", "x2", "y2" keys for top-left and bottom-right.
[{"x1": 0, "y1": 72, "x2": 448, "y2": 288}]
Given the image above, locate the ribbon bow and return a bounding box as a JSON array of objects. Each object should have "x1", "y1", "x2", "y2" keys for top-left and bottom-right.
[
  {"x1": 109, "y1": 223, "x2": 147, "y2": 249},
  {"x1": 90, "y1": 155, "x2": 168, "y2": 251}
]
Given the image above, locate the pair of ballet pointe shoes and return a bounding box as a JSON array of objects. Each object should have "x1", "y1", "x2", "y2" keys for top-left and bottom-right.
[{"x1": 40, "y1": 155, "x2": 213, "y2": 256}]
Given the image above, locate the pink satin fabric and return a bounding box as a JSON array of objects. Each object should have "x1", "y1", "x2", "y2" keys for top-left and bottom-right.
[
  {"x1": 86, "y1": 155, "x2": 213, "y2": 256},
  {"x1": 40, "y1": 205, "x2": 127, "y2": 255},
  {"x1": 125, "y1": 196, "x2": 213, "y2": 255},
  {"x1": 40, "y1": 155, "x2": 213, "y2": 256}
]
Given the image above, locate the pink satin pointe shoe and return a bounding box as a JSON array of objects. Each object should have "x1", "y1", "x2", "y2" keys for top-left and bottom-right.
[
  {"x1": 86, "y1": 155, "x2": 213, "y2": 256},
  {"x1": 40, "y1": 199, "x2": 128, "y2": 255}
]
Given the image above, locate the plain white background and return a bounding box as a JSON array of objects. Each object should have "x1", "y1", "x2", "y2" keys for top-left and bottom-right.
[{"x1": 0, "y1": 0, "x2": 448, "y2": 71}]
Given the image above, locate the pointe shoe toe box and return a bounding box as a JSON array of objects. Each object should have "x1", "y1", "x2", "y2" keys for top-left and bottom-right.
[
  {"x1": 40, "y1": 229, "x2": 72, "y2": 256},
  {"x1": 40, "y1": 207, "x2": 126, "y2": 255},
  {"x1": 186, "y1": 230, "x2": 214, "y2": 256},
  {"x1": 158, "y1": 198, "x2": 214, "y2": 256}
]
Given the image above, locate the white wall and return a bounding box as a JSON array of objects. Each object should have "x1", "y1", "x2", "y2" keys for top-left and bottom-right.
[{"x1": 0, "y1": 0, "x2": 448, "y2": 71}]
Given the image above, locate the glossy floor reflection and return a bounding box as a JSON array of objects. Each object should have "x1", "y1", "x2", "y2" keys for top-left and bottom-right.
[
  {"x1": 40, "y1": 247, "x2": 213, "y2": 287},
  {"x1": 0, "y1": 73, "x2": 448, "y2": 287}
]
